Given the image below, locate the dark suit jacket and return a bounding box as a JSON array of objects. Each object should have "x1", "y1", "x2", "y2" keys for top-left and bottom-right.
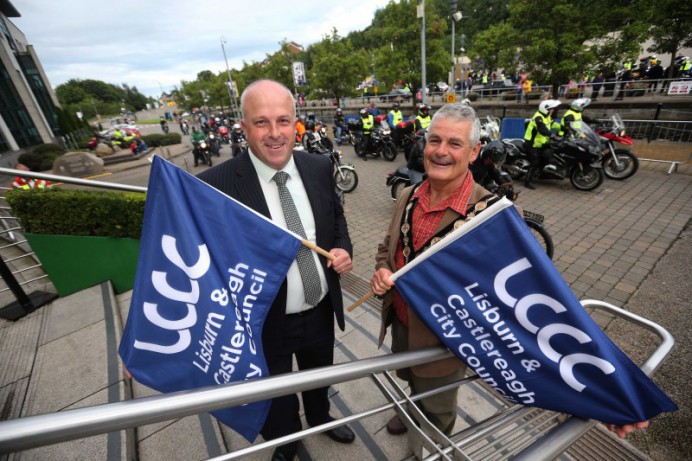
[{"x1": 197, "y1": 150, "x2": 353, "y2": 355}]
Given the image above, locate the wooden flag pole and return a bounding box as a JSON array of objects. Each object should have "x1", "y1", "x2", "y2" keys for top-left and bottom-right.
[
  {"x1": 301, "y1": 239, "x2": 335, "y2": 261},
  {"x1": 347, "y1": 292, "x2": 375, "y2": 312}
]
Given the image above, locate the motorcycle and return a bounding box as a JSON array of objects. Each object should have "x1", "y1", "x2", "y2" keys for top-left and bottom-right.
[
  {"x1": 333, "y1": 123, "x2": 353, "y2": 146},
  {"x1": 501, "y1": 122, "x2": 605, "y2": 191},
  {"x1": 395, "y1": 120, "x2": 425, "y2": 161},
  {"x1": 193, "y1": 141, "x2": 213, "y2": 167},
  {"x1": 161, "y1": 121, "x2": 169, "y2": 134},
  {"x1": 597, "y1": 114, "x2": 639, "y2": 180},
  {"x1": 231, "y1": 133, "x2": 248, "y2": 158},
  {"x1": 480, "y1": 115, "x2": 501, "y2": 144},
  {"x1": 358, "y1": 119, "x2": 398, "y2": 161},
  {"x1": 180, "y1": 121, "x2": 190, "y2": 136},
  {"x1": 302, "y1": 131, "x2": 358, "y2": 193},
  {"x1": 217, "y1": 125, "x2": 230, "y2": 144},
  {"x1": 313, "y1": 121, "x2": 334, "y2": 151},
  {"x1": 207, "y1": 133, "x2": 221, "y2": 157}
]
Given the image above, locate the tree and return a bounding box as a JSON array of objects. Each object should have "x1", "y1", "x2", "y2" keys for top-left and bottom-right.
[
  {"x1": 644, "y1": 0, "x2": 692, "y2": 77},
  {"x1": 309, "y1": 29, "x2": 369, "y2": 101},
  {"x1": 507, "y1": 0, "x2": 644, "y2": 91},
  {"x1": 469, "y1": 22, "x2": 518, "y2": 76}
]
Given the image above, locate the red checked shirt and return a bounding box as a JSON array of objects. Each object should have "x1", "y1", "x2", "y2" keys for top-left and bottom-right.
[{"x1": 393, "y1": 173, "x2": 474, "y2": 327}]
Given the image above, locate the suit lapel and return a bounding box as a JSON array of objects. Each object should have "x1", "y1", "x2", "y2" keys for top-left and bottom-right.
[{"x1": 232, "y1": 154, "x2": 272, "y2": 219}]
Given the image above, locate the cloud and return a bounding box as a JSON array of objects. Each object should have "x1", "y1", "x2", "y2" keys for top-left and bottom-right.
[{"x1": 10, "y1": 0, "x2": 391, "y2": 97}]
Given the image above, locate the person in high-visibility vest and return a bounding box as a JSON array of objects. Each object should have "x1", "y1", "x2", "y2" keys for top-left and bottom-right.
[
  {"x1": 523, "y1": 99, "x2": 560, "y2": 189},
  {"x1": 414, "y1": 104, "x2": 431, "y2": 131},
  {"x1": 10, "y1": 163, "x2": 51, "y2": 190},
  {"x1": 388, "y1": 102, "x2": 403, "y2": 146},
  {"x1": 358, "y1": 107, "x2": 374, "y2": 159},
  {"x1": 559, "y1": 98, "x2": 593, "y2": 137}
]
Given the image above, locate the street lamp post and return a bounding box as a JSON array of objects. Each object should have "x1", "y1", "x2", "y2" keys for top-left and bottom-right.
[
  {"x1": 449, "y1": 1, "x2": 462, "y2": 91},
  {"x1": 418, "y1": 0, "x2": 426, "y2": 104},
  {"x1": 220, "y1": 37, "x2": 241, "y2": 120}
]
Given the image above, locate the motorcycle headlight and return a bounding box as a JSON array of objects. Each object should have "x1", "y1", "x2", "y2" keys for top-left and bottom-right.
[
  {"x1": 383, "y1": 129, "x2": 391, "y2": 135},
  {"x1": 209, "y1": 134, "x2": 215, "y2": 139},
  {"x1": 200, "y1": 142, "x2": 207, "y2": 148}
]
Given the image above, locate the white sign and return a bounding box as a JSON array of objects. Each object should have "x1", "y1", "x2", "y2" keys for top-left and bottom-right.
[
  {"x1": 292, "y1": 62, "x2": 307, "y2": 87},
  {"x1": 667, "y1": 80, "x2": 691, "y2": 95}
]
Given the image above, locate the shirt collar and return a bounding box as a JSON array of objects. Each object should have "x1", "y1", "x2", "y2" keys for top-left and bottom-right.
[
  {"x1": 412, "y1": 173, "x2": 472, "y2": 215},
  {"x1": 248, "y1": 149, "x2": 298, "y2": 184}
]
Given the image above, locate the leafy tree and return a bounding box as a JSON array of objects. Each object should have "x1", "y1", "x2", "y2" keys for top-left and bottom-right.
[
  {"x1": 644, "y1": 0, "x2": 692, "y2": 77},
  {"x1": 309, "y1": 29, "x2": 368, "y2": 101},
  {"x1": 471, "y1": 22, "x2": 519, "y2": 75},
  {"x1": 507, "y1": 0, "x2": 644, "y2": 90}
]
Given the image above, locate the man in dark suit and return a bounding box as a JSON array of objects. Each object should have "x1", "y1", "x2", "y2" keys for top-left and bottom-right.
[{"x1": 197, "y1": 79, "x2": 355, "y2": 461}]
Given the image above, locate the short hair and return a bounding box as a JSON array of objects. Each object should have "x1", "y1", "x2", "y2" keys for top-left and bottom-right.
[
  {"x1": 428, "y1": 103, "x2": 481, "y2": 146},
  {"x1": 240, "y1": 79, "x2": 296, "y2": 120}
]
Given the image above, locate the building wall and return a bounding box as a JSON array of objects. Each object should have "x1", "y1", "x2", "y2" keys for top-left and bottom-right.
[{"x1": 0, "y1": 7, "x2": 60, "y2": 162}]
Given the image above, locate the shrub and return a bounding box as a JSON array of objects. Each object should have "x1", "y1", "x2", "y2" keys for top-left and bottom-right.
[
  {"x1": 18, "y1": 144, "x2": 67, "y2": 171},
  {"x1": 5, "y1": 188, "x2": 145, "y2": 239},
  {"x1": 141, "y1": 132, "x2": 181, "y2": 147}
]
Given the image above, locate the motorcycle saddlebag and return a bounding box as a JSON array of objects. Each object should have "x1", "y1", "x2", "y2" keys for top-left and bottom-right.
[{"x1": 396, "y1": 119, "x2": 415, "y2": 135}]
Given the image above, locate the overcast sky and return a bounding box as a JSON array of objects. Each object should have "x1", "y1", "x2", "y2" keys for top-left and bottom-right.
[{"x1": 10, "y1": 0, "x2": 392, "y2": 97}]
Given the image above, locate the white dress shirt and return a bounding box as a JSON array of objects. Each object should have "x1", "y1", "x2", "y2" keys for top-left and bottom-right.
[{"x1": 249, "y1": 151, "x2": 328, "y2": 314}]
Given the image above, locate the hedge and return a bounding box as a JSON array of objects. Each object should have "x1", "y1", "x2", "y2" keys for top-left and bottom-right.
[
  {"x1": 6, "y1": 188, "x2": 145, "y2": 239},
  {"x1": 141, "y1": 132, "x2": 181, "y2": 147}
]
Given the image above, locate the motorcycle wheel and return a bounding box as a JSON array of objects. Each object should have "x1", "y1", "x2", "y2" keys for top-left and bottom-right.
[
  {"x1": 334, "y1": 168, "x2": 358, "y2": 193},
  {"x1": 603, "y1": 149, "x2": 639, "y2": 180},
  {"x1": 570, "y1": 166, "x2": 604, "y2": 191},
  {"x1": 391, "y1": 180, "x2": 408, "y2": 201},
  {"x1": 524, "y1": 218, "x2": 554, "y2": 260},
  {"x1": 383, "y1": 143, "x2": 398, "y2": 162}
]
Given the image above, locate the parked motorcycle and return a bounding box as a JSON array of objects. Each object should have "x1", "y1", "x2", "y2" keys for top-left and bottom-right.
[
  {"x1": 597, "y1": 114, "x2": 639, "y2": 180},
  {"x1": 193, "y1": 141, "x2": 213, "y2": 167},
  {"x1": 502, "y1": 122, "x2": 605, "y2": 191}
]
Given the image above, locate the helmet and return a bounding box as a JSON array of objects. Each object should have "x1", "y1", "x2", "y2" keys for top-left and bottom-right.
[
  {"x1": 215, "y1": 117, "x2": 221, "y2": 123},
  {"x1": 307, "y1": 112, "x2": 315, "y2": 121},
  {"x1": 570, "y1": 98, "x2": 591, "y2": 112},
  {"x1": 359, "y1": 108, "x2": 368, "y2": 117},
  {"x1": 298, "y1": 114, "x2": 306, "y2": 122},
  {"x1": 233, "y1": 123, "x2": 241, "y2": 131},
  {"x1": 538, "y1": 99, "x2": 560, "y2": 115},
  {"x1": 393, "y1": 102, "x2": 400, "y2": 109},
  {"x1": 336, "y1": 107, "x2": 342, "y2": 114},
  {"x1": 306, "y1": 120, "x2": 316, "y2": 131},
  {"x1": 418, "y1": 104, "x2": 431, "y2": 115},
  {"x1": 461, "y1": 98, "x2": 471, "y2": 106},
  {"x1": 481, "y1": 141, "x2": 506, "y2": 168}
]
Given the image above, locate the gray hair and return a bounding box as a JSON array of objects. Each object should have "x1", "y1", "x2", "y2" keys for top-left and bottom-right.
[
  {"x1": 240, "y1": 79, "x2": 296, "y2": 120},
  {"x1": 428, "y1": 103, "x2": 481, "y2": 146}
]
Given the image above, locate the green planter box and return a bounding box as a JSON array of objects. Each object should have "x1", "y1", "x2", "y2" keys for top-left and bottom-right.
[{"x1": 25, "y1": 233, "x2": 140, "y2": 297}]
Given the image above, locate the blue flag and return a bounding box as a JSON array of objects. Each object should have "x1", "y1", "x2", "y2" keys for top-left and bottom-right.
[
  {"x1": 394, "y1": 199, "x2": 677, "y2": 425},
  {"x1": 119, "y1": 156, "x2": 302, "y2": 441}
]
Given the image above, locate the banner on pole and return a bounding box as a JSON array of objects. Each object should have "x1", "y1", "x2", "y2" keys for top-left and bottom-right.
[
  {"x1": 394, "y1": 199, "x2": 677, "y2": 425},
  {"x1": 119, "y1": 157, "x2": 301, "y2": 441}
]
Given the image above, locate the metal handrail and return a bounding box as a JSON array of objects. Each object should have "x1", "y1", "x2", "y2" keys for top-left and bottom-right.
[
  {"x1": 0, "y1": 347, "x2": 451, "y2": 453},
  {"x1": 0, "y1": 299, "x2": 674, "y2": 459}
]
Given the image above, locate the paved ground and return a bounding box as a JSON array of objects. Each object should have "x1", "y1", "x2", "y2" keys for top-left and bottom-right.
[{"x1": 0, "y1": 126, "x2": 690, "y2": 459}]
